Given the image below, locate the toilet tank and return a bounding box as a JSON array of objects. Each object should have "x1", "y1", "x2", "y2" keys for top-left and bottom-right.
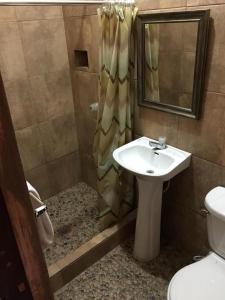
[{"x1": 205, "y1": 186, "x2": 225, "y2": 259}]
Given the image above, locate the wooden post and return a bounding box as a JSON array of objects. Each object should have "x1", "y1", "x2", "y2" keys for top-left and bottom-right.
[{"x1": 0, "y1": 73, "x2": 54, "y2": 300}]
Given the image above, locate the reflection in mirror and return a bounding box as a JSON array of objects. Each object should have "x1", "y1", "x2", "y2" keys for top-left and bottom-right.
[
  {"x1": 144, "y1": 22, "x2": 198, "y2": 109},
  {"x1": 137, "y1": 10, "x2": 210, "y2": 119},
  {"x1": 145, "y1": 22, "x2": 198, "y2": 109}
]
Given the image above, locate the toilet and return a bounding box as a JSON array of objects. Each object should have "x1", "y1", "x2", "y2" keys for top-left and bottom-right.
[{"x1": 167, "y1": 186, "x2": 225, "y2": 300}]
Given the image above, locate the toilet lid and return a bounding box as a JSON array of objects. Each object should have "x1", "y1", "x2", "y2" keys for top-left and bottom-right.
[{"x1": 168, "y1": 252, "x2": 225, "y2": 300}]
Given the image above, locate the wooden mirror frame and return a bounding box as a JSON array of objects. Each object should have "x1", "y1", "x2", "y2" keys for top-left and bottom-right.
[{"x1": 137, "y1": 10, "x2": 210, "y2": 119}]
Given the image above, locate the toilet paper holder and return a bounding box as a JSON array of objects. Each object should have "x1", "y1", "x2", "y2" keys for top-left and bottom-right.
[
  {"x1": 35, "y1": 205, "x2": 47, "y2": 218},
  {"x1": 89, "y1": 102, "x2": 98, "y2": 111}
]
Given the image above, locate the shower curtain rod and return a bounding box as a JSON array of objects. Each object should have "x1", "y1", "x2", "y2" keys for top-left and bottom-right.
[{"x1": 0, "y1": 0, "x2": 135, "y2": 5}]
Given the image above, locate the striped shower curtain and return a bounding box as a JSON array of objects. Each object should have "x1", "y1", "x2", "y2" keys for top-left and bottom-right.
[
  {"x1": 93, "y1": 4, "x2": 138, "y2": 229},
  {"x1": 145, "y1": 24, "x2": 160, "y2": 101}
]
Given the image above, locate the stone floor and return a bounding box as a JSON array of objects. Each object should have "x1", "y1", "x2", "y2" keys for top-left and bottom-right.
[
  {"x1": 54, "y1": 237, "x2": 192, "y2": 300},
  {"x1": 44, "y1": 182, "x2": 101, "y2": 266}
]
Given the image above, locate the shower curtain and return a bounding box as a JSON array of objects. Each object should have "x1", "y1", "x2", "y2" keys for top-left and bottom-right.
[
  {"x1": 93, "y1": 4, "x2": 138, "y2": 229},
  {"x1": 145, "y1": 24, "x2": 160, "y2": 101}
]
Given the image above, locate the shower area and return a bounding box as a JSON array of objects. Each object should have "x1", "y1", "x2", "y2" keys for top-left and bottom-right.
[
  {"x1": 0, "y1": 4, "x2": 101, "y2": 267},
  {"x1": 0, "y1": 1, "x2": 136, "y2": 278}
]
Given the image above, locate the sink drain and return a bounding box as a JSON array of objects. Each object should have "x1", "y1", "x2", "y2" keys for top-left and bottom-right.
[{"x1": 146, "y1": 170, "x2": 154, "y2": 174}]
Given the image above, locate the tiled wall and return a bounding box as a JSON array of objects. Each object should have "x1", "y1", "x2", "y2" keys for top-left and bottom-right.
[
  {"x1": 63, "y1": 1, "x2": 225, "y2": 255},
  {"x1": 158, "y1": 22, "x2": 197, "y2": 108},
  {"x1": 63, "y1": 5, "x2": 100, "y2": 189},
  {"x1": 135, "y1": 0, "x2": 225, "y2": 254},
  {"x1": 0, "y1": 6, "x2": 81, "y2": 199},
  {"x1": 1, "y1": 1, "x2": 225, "y2": 253}
]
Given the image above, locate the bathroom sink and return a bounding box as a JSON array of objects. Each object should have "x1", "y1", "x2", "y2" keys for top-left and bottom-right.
[
  {"x1": 113, "y1": 137, "x2": 191, "y2": 181},
  {"x1": 113, "y1": 137, "x2": 191, "y2": 262}
]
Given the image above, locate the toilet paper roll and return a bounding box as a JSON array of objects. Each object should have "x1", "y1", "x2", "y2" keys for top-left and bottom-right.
[{"x1": 89, "y1": 102, "x2": 98, "y2": 112}]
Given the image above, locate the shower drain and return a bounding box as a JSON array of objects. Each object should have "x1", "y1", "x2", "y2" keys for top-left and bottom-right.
[{"x1": 146, "y1": 170, "x2": 154, "y2": 174}]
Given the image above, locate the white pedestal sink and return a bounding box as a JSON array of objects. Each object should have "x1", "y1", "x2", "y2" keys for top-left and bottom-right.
[{"x1": 113, "y1": 137, "x2": 191, "y2": 262}]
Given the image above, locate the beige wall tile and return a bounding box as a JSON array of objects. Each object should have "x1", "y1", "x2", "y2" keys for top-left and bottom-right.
[
  {"x1": 177, "y1": 92, "x2": 225, "y2": 165},
  {"x1": 0, "y1": 21, "x2": 27, "y2": 81},
  {"x1": 26, "y1": 152, "x2": 81, "y2": 199},
  {"x1": 78, "y1": 115, "x2": 96, "y2": 155},
  {"x1": 180, "y1": 52, "x2": 195, "y2": 93},
  {"x1": 39, "y1": 113, "x2": 79, "y2": 162},
  {"x1": 134, "y1": 101, "x2": 179, "y2": 147},
  {"x1": 73, "y1": 72, "x2": 98, "y2": 155},
  {"x1": 159, "y1": 23, "x2": 183, "y2": 52},
  {"x1": 30, "y1": 69, "x2": 74, "y2": 123},
  {"x1": 19, "y1": 19, "x2": 69, "y2": 76},
  {"x1": 4, "y1": 78, "x2": 36, "y2": 130},
  {"x1": 81, "y1": 153, "x2": 97, "y2": 189},
  {"x1": 0, "y1": 6, "x2": 16, "y2": 21},
  {"x1": 73, "y1": 71, "x2": 98, "y2": 118},
  {"x1": 159, "y1": 50, "x2": 181, "y2": 92},
  {"x1": 162, "y1": 199, "x2": 208, "y2": 254},
  {"x1": 25, "y1": 164, "x2": 54, "y2": 199},
  {"x1": 187, "y1": 0, "x2": 225, "y2": 6},
  {"x1": 64, "y1": 15, "x2": 100, "y2": 73},
  {"x1": 159, "y1": 0, "x2": 187, "y2": 8},
  {"x1": 63, "y1": 5, "x2": 98, "y2": 17},
  {"x1": 16, "y1": 6, "x2": 62, "y2": 21},
  {"x1": 182, "y1": 21, "x2": 198, "y2": 52},
  {"x1": 15, "y1": 125, "x2": 45, "y2": 171},
  {"x1": 165, "y1": 156, "x2": 225, "y2": 213},
  {"x1": 136, "y1": 0, "x2": 186, "y2": 11},
  {"x1": 0, "y1": 6, "x2": 80, "y2": 200},
  {"x1": 48, "y1": 151, "x2": 81, "y2": 195}
]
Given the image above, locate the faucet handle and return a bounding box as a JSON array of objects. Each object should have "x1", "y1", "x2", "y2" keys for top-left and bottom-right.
[{"x1": 158, "y1": 136, "x2": 166, "y2": 146}]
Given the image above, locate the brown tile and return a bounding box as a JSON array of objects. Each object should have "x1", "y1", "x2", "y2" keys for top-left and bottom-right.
[
  {"x1": 81, "y1": 154, "x2": 97, "y2": 189},
  {"x1": 15, "y1": 125, "x2": 45, "y2": 171},
  {"x1": 134, "y1": 102, "x2": 179, "y2": 147},
  {"x1": 25, "y1": 164, "x2": 54, "y2": 199},
  {"x1": 4, "y1": 78, "x2": 36, "y2": 130},
  {"x1": 182, "y1": 21, "x2": 198, "y2": 52},
  {"x1": 177, "y1": 92, "x2": 225, "y2": 165},
  {"x1": 73, "y1": 71, "x2": 98, "y2": 118},
  {"x1": 187, "y1": 0, "x2": 225, "y2": 6},
  {"x1": 0, "y1": 6, "x2": 16, "y2": 21},
  {"x1": 186, "y1": 5, "x2": 225, "y2": 94},
  {"x1": 78, "y1": 115, "x2": 96, "y2": 155},
  {"x1": 0, "y1": 21, "x2": 27, "y2": 81},
  {"x1": 136, "y1": 0, "x2": 161, "y2": 11},
  {"x1": 162, "y1": 199, "x2": 209, "y2": 255},
  {"x1": 180, "y1": 51, "x2": 195, "y2": 93},
  {"x1": 39, "y1": 113, "x2": 79, "y2": 162},
  {"x1": 26, "y1": 152, "x2": 81, "y2": 199},
  {"x1": 164, "y1": 156, "x2": 225, "y2": 213},
  {"x1": 159, "y1": 23, "x2": 183, "y2": 52},
  {"x1": 48, "y1": 151, "x2": 82, "y2": 195},
  {"x1": 30, "y1": 69, "x2": 74, "y2": 123},
  {"x1": 63, "y1": 5, "x2": 98, "y2": 17},
  {"x1": 136, "y1": 0, "x2": 186, "y2": 11},
  {"x1": 159, "y1": 50, "x2": 182, "y2": 92},
  {"x1": 64, "y1": 15, "x2": 100, "y2": 73},
  {"x1": 74, "y1": 74, "x2": 97, "y2": 154},
  {"x1": 159, "y1": 0, "x2": 187, "y2": 8},
  {"x1": 203, "y1": 5, "x2": 225, "y2": 93},
  {"x1": 19, "y1": 19, "x2": 69, "y2": 76},
  {"x1": 16, "y1": 6, "x2": 62, "y2": 20}
]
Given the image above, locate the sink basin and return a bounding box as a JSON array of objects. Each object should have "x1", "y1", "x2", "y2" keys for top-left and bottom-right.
[
  {"x1": 113, "y1": 137, "x2": 191, "y2": 262},
  {"x1": 113, "y1": 137, "x2": 191, "y2": 181}
]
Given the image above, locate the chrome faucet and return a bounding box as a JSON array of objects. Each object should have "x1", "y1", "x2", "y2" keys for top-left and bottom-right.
[{"x1": 149, "y1": 136, "x2": 167, "y2": 150}]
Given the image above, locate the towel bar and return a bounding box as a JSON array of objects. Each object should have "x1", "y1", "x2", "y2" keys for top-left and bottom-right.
[{"x1": 35, "y1": 205, "x2": 47, "y2": 218}]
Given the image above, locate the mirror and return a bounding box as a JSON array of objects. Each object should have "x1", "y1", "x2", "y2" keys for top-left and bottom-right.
[{"x1": 137, "y1": 10, "x2": 210, "y2": 119}]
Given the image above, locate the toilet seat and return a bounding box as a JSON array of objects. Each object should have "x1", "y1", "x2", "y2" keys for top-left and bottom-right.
[{"x1": 167, "y1": 252, "x2": 225, "y2": 300}]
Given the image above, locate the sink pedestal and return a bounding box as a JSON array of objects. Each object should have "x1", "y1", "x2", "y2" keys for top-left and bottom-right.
[{"x1": 133, "y1": 178, "x2": 163, "y2": 262}]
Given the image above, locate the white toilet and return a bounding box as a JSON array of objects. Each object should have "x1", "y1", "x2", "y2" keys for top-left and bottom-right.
[{"x1": 167, "y1": 186, "x2": 225, "y2": 300}]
